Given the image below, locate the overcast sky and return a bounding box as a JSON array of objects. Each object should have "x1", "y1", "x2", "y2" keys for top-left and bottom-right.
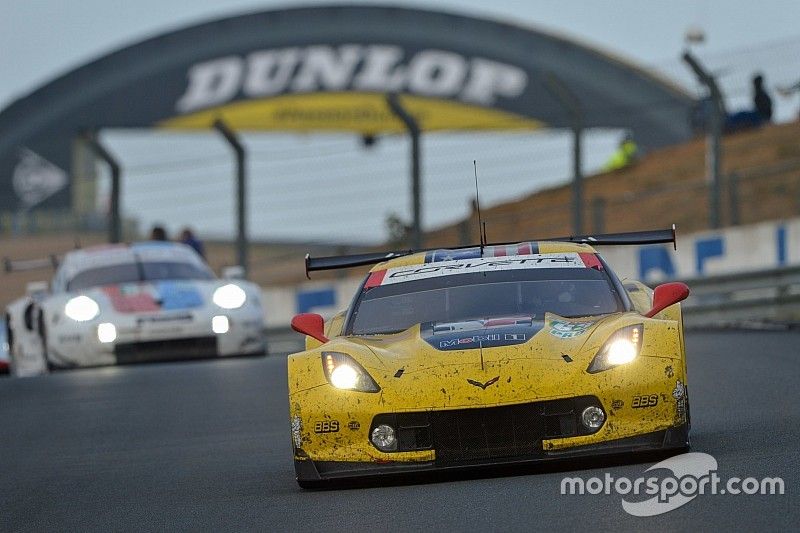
[{"x1": 3, "y1": 1, "x2": 799, "y2": 243}]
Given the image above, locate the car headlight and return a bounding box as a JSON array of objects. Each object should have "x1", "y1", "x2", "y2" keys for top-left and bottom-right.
[
  {"x1": 64, "y1": 295, "x2": 100, "y2": 322},
  {"x1": 322, "y1": 352, "x2": 380, "y2": 392},
  {"x1": 213, "y1": 284, "x2": 247, "y2": 309},
  {"x1": 587, "y1": 324, "x2": 643, "y2": 373}
]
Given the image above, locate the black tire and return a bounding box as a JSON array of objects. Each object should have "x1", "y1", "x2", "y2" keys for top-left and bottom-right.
[
  {"x1": 4, "y1": 314, "x2": 12, "y2": 352},
  {"x1": 37, "y1": 312, "x2": 53, "y2": 371},
  {"x1": 2, "y1": 315, "x2": 10, "y2": 375}
]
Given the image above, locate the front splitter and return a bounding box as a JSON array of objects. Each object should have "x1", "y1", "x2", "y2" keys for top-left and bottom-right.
[{"x1": 294, "y1": 423, "x2": 689, "y2": 487}]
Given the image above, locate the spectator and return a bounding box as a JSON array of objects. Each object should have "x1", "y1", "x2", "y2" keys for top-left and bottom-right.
[
  {"x1": 725, "y1": 73, "x2": 773, "y2": 131},
  {"x1": 753, "y1": 74, "x2": 773, "y2": 122},
  {"x1": 150, "y1": 225, "x2": 167, "y2": 241},
  {"x1": 180, "y1": 227, "x2": 205, "y2": 258},
  {"x1": 603, "y1": 134, "x2": 639, "y2": 172}
]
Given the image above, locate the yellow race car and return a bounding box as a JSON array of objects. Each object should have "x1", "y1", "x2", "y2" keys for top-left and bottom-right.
[{"x1": 288, "y1": 229, "x2": 690, "y2": 488}]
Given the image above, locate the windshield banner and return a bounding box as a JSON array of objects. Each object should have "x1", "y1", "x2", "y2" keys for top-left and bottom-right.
[{"x1": 369, "y1": 253, "x2": 587, "y2": 286}]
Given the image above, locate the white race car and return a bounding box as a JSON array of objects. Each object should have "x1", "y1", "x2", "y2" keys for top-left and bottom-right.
[{"x1": 5, "y1": 242, "x2": 265, "y2": 376}]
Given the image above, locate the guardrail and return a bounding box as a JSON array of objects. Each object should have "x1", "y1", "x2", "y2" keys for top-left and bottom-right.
[
  {"x1": 264, "y1": 266, "x2": 800, "y2": 353},
  {"x1": 265, "y1": 327, "x2": 304, "y2": 356},
  {"x1": 658, "y1": 265, "x2": 800, "y2": 327}
]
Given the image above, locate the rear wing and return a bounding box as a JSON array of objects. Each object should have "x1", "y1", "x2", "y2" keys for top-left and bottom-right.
[{"x1": 305, "y1": 225, "x2": 676, "y2": 277}]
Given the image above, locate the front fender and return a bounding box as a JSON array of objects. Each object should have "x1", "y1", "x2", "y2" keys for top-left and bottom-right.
[{"x1": 5, "y1": 298, "x2": 47, "y2": 376}]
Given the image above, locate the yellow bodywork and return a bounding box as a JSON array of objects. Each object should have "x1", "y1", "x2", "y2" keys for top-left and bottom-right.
[{"x1": 288, "y1": 243, "x2": 688, "y2": 467}]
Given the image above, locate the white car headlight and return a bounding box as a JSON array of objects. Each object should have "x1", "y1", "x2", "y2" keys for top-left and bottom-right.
[
  {"x1": 587, "y1": 324, "x2": 643, "y2": 373},
  {"x1": 97, "y1": 323, "x2": 117, "y2": 343},
  {"x1": 213, "y1": 284, "x2": 247, "y2": 309},
  {"x1": 64, "y1": 295, "x2": 100, "y2": 322}
]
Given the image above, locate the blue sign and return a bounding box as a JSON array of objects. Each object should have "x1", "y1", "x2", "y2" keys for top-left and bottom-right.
[{"x1": 297, "y1": 288, "x2": 336, "y2": 313}]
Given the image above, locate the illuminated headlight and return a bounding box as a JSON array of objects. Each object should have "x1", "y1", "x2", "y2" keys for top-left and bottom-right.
[
  {"x1": 330, "y1": 364, "x2": 359, "y2": 389},
  {"x1": 212, "y1": 284, "x2": 246, "y2": 309},
  {"x1": 212, "y1": 315, "x2": 230, "y2": 334},
  {"x1": 371, "y1": 424, "x2": 397, "y2": 452},
  {"x1": 322, "y1": 352, "x2": 380, "y2": 392},
  {"x1": 587, "y1": 324, "x2": 643, "y2": 373},
  {"x1": 581, "y1": 406, "x2": 606, "y2": 429},
  {"x1": 606, "y1": 338, "x2": 637, "y2": 365},
  {"x1": 64, "y1": 295, "x2": 100, "y2": 322},
  {"x1": 97, "y1": 323, "x2": 117, "y2": 343}
]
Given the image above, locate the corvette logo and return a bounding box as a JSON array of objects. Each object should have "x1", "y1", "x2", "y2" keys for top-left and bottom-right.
[{"x1": 467, "y1": 376, "x2": 500, "y2": 390}]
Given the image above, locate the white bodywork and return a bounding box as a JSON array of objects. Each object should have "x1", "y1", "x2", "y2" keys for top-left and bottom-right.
[{"x1": 5, "y1": 242, "x2": 265, "y2": 377}]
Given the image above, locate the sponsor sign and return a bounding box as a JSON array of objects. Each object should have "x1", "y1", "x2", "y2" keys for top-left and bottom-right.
[
  {"x1": 548, "y1": 319, "x2": 594, "y2": 339},
  {"x1": 377, "y1": 253, "x2": 586, "y2": 285},
  {"x1": 0, "y1": 5, "x2": 695, "y2": 211},
  {"x1": 174, "y1": 45, "x2": 529, "y2": 114},
  {"x1": 422, "y1": 317, "x2": 541, "y2": 351}
]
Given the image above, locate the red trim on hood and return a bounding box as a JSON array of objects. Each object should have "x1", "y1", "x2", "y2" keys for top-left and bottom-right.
[{"x1": 103, "y1": 285, "x2": 160, "y2": 313}]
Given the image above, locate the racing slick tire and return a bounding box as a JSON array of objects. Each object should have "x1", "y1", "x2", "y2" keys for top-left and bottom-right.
[{"x1": 37, "y1": 313, "x2": 54, "y2": 371}]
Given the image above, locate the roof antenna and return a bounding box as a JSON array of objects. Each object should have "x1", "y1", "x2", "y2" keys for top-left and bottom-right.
[{"x1": 474, "y1": 160, "x2": 487, "y2": 255}]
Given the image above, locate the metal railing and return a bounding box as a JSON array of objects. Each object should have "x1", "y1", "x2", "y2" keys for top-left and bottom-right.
[
  {"x1": 0, "y1": 210, "x2": 140, "y2": 238},
  {"x1": 660, "y1": 265, "x2": 800, "y2": 327},
  {"x1": 265, "y1": 265, "x2": 800, "y2": 354}
]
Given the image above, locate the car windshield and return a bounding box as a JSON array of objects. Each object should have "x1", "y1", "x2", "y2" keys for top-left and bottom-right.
[
  {"x1": 349, "y1": 268, "x2": 623, "y2": 335},
  {"x1": 66, "y1": 261, "x2": 214, "y2": 291}
]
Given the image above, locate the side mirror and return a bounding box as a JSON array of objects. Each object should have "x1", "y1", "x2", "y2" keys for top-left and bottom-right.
[
  {"x1": 291, "y1": 313, "x2": 329, "y2": 343},
  {"x1": 26, "y1": 281, "x2": 48, "y2": 297},
  {"x1": 222, "y1": 266, "x2": 245, "y2": 280},
  {"x1": 645, "y1": 282, "x2": 690, "y2": 318}
]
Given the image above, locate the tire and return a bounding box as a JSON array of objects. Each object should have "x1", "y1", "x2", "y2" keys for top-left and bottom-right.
[
  {"x1": 2, "y1": 315, "x2": 11, "y2": 376},
  {"x1": 37, "y1": 312, "x2": 53, "y2": 371},
  {"x1": 4, "y1": 314, "x2": 12, "y2": 352}
]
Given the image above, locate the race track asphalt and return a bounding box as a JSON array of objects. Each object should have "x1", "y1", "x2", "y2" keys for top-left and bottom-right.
[{"x1": 0, "y1": 331, "x2": 797, "y2": 532}]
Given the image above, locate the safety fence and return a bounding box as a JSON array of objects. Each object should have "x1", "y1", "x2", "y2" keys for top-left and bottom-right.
[
  {"x1": 262, "y1": 265, "x2": 800, "y2": 356},
  {"x1": 673, "y1": 265, "x2": 800, "y2": 328}
]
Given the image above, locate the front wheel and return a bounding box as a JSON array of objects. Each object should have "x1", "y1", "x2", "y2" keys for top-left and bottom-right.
[{"x1": 37, "y1": 313, "x2": 53, "y2": 371}]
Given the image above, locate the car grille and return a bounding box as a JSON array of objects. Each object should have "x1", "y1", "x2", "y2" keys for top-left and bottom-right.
[
  {"x1": 114, "y1": 336, "x2": 218, "y2": 364},
  {"x1": 372, "y1": 396, "x2": 601, "y2": 466}
]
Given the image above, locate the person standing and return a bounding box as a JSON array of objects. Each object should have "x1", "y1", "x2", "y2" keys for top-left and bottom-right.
[
  {"x1": 180, "y1": 227, "x2": 205, "y2": 258},
  {"x1": 150, "y1": 225, "x2": 168, "y2": 241},
  {"x1": 603, "y1": 134, "x2": 639, "y2": 172},
  {"x1": 725, "y1": 73, "x2": 774, "y2": 131},
  {"x1": 753, "y1": 74, "x2": 773, "y2": 123}
]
